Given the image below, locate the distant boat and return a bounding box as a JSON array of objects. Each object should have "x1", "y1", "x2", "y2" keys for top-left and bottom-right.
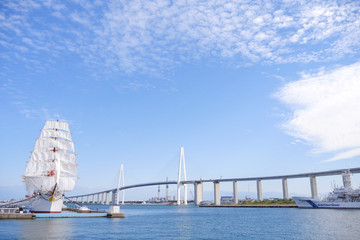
[
  {"x1": 293, "y1": 170, "x2": 360, "y2": 209},
  {"x1": 23, "y1": 120, "x2": 78, "y2": 213}
]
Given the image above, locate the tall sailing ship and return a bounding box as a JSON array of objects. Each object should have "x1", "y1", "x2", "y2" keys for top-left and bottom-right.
[{"x1": 23, "y1": 120, "x2": 78, "y2": 213}]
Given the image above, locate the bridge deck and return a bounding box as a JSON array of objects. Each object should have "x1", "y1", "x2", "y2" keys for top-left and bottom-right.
[
  {"x1": 184, "y1": 167, "x2": 360, "y2": 183},
  {"x1": 68, "y1": 167, "x2": 360, "y2": 198}
]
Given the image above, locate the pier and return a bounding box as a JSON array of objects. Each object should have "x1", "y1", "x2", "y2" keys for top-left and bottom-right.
[
  {"x1": 0, "y1": 207, "x2": 124, "y2": 219},
  {"x1": 0, "y1": 208, "x2": 35, "y2": 219}
]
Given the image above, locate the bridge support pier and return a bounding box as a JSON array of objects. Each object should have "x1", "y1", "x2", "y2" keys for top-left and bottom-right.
[
  {"x1": 101, "y1": 193, "x2": 105, "y2": 204},
  {"x1": 257, "y1": 180, "x2": 263, "y2": 201},
  {"x1": 81, "y1": 196, "x2": 84, "y2": 203},
  {"x1": 342, "y1": 170, "x2": 352, "y2": 188},
  {"x1": 214, "y1": 181, "x2": 220, "y2": 206},
  {"x1": 112, "y1": 190, "x2": 117, "y2": 204},
  {"x1": 177, "y1": 185, "x2": 181, "y2": 205},
  {"x1": 184, "y1": 184, "x2": 188, "y2": 205},
  {"x1": 194, "y1": 182, "x2": 203, "y2": 206},
  {"x1": 106, "y1": 192, "x2": 110, "y2": 205},
  {"x1": 282, "y1": 178, "x2": 289, "y2": 199},
  {"x1": 310, "y1": 176, "x2": 318, "y2": 198},
  {"x1": 97, "y1": 194, "x2": 100, "y2": 204},
  {"x1": 233, "y1": 181, "x2": 238, "y2": 204}
]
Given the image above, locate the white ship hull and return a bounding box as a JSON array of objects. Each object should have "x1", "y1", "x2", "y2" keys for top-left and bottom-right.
[
  {"x1": 30, "y1": 194, "x2": 64, "y2": 213},
  {"x1": 293, "y1": 197, "x2": 360, "y2": 209}
]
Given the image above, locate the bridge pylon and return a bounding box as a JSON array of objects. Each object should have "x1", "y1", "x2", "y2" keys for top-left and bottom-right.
[
  {"x1": 177, "y1": 147, "x2": 187, "y2": 205},
  {"x1": 115, "y1": 164, "x2": 125, "y2": 205}
]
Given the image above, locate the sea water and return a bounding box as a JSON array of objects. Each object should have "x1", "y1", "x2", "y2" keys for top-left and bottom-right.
[{"x1": 1, "y1": 204, "x2": 360, "y2": 240}]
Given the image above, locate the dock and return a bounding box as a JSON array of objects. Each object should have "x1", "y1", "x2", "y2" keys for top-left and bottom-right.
[
  {"x1": 0, "y1": 207, "x2": 125, "y2": 219},
  {"x1": 106, "y1": 212, "x2": 125, "y2": 218},
  {"x1": 63, "y1": 207, "x2": 107, "y2": 213},
  {"x1": 0, "y1": 213, "x2": 36, "y2": 219},
  {"x1": 0, "y1": 208, "x2": 36, "y2": 219},
  {"x1": 63, "y1": 207, "x2": 125, "y2": 218}
]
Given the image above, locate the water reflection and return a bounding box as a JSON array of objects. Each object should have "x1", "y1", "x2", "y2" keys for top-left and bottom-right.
[
  {"x1": 295, "y1": 209, "x2": 360, "y2": 239},
  {"x1": 21, "y1": 218, "x2": 74, "y2": 240}
]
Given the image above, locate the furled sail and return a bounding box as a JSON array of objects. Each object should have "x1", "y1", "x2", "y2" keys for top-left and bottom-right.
[{"x1": 24, "y1": 120, "x2": 78, "y2": 193}]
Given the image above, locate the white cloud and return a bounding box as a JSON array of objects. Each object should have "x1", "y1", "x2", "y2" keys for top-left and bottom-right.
[
  {"x1": 326, "y1": 148, "x2": 360, "y2": 162},
  {"x1": 275, "y1": 62, "x2": 360, "y2": 161},
  {"x1": 0, "y1": 0, "x2": 360, "y2": 74}
]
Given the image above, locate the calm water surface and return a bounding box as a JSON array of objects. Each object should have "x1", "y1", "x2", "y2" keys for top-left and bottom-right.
[{"x1": 1, "y1": 204, "x2": 360, "y2": 239}]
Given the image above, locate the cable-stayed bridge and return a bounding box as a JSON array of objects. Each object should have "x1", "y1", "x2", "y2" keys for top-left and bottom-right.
[{"x1": 66, "y1": 148, "x2": 360, "y2": 206}]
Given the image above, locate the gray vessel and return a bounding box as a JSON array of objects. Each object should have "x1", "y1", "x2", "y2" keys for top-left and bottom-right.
[{"x1": 293, "y1": 170, "x2": 360, "y2": 209}]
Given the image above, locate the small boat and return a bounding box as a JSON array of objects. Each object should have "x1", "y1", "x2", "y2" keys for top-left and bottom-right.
[{"x1": 293, "y1": 170, "x2": 360, "y2": 209}]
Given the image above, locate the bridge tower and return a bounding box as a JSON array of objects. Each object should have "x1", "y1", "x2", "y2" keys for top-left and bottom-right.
[
  {"x1": 115, "y1": 164, "x2": 125, "y2": 204},
  {"x1": 177, "y1": 147, "x2": 187, "y2": 205}
]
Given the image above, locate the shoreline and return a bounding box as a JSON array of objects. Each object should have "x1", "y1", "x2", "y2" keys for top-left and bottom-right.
[{"x1": 199, "y1": 204, "x2": 298, "y2": 208}]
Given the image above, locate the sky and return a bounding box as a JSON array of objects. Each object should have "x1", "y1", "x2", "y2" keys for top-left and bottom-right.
[{"x1": 1, "y1": 0, "x2": 360, "y2": 201}]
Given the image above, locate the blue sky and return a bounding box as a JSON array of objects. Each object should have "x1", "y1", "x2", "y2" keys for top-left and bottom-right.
[{"x1": 1, "y1": 0, "x2": 360, "y2": 201}]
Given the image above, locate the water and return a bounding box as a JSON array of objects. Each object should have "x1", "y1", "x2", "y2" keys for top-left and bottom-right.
[{"x1": 1, "y1": 205, "x2": 360, "y2": 239}]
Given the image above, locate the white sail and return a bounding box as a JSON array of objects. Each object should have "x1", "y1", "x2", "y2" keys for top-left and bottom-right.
[
  {"x1": 34, "y1": 138, "x2": 75, "y2": 153},
  {"x1": 60, "y1": 163, "x2": 78, "y2": 176},
  {"x1": 24, "y1": 120, "x2": 78, "y2": 193},
  {"x1": 29, "y1": 152, "x2": 75, "y2": 164},
  {"x1": 25, "y1": 176, "x2": 57, "y2": 192},
  {"x1": 24, "y1": 161, "x2": 56, "y2": 175},
  {"x1": 44, "y1": 120, "x2": 70, "y2": 132},
  {"x1": 58, "y1": 177, "x2": 77, "y2": 191},
  {"x1": 33, "y1": 148, "x2": 75, "y2": 156},
  {"x1": 41, "y1": 129, "x2": 72, "y2": 141}
]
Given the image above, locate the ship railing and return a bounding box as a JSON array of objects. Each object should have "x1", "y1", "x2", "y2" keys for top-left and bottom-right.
[
  {"x1": 0, "y1": 195, "x2": 36, "y2": 208},
  {"x1": 0, "y1": 208, "x2": 18, "y2": 214}
]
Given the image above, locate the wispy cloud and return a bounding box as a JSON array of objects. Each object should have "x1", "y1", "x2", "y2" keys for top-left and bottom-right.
[
  {"x1": 0, "y1": 0, "x2": 359, "y2": 75},
  {"x1": 0, "y1": 78, "x2": 60, "y2": 120},
  {"x1": 325, "y1": 148, "x2": 360, "y2": 162},
  {"x1": 275, "y1": 62, "x2": 360, "y2": 161}
]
